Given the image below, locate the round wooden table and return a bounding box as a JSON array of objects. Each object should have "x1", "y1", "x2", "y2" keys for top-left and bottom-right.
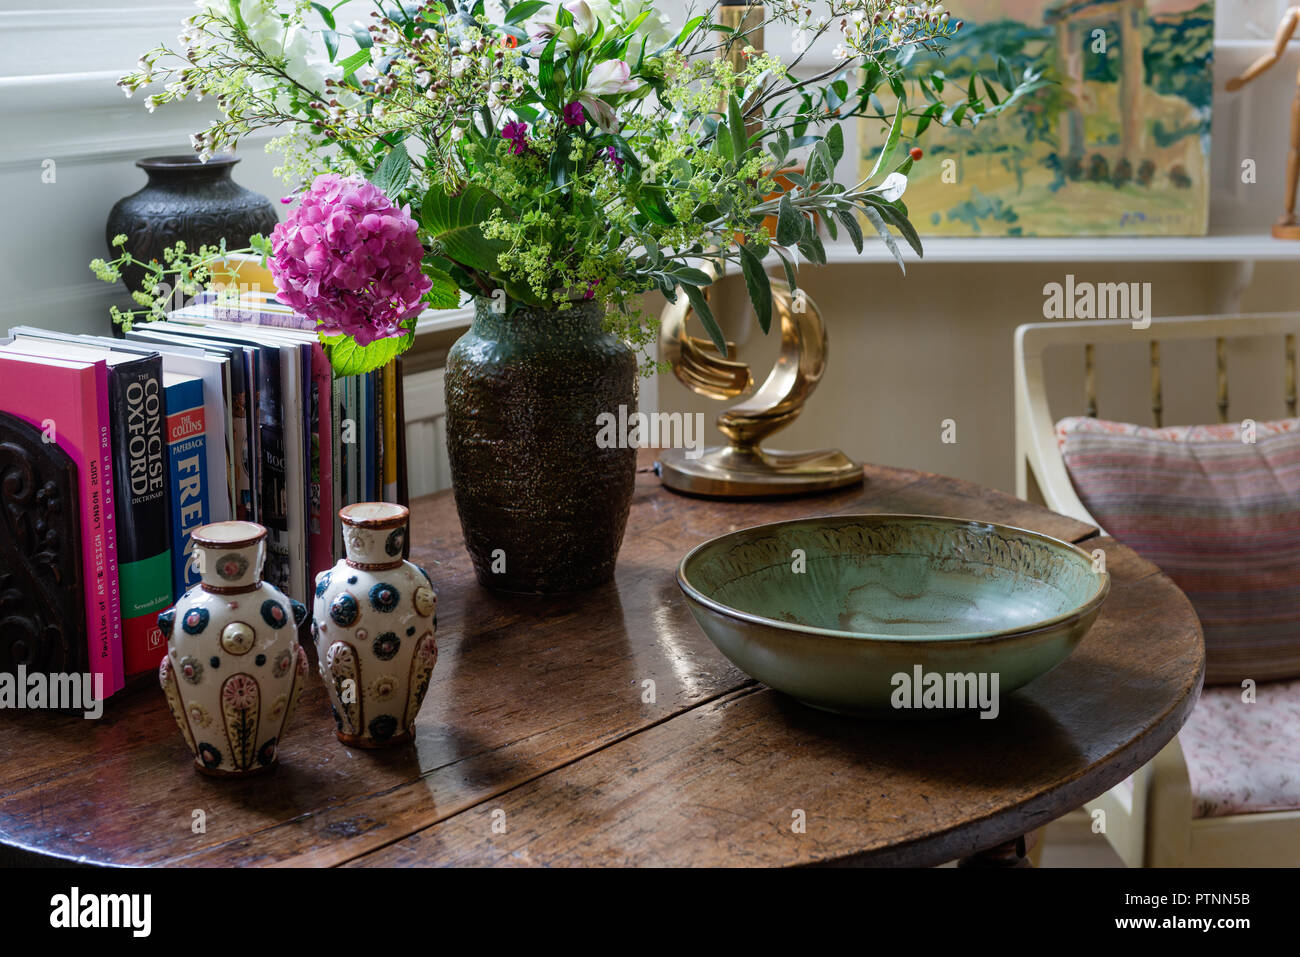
[{"x1": 0, "y1": 452, "x2": 1204, "y2": 866}]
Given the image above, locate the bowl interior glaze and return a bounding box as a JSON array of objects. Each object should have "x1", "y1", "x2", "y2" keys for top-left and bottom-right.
[{"x1": 680, "y1": 515, "x2": 1104, "y2": 641}]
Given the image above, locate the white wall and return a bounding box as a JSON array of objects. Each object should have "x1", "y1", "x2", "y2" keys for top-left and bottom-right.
[{"x1": 0, "y1": 0, "x2": 284, "y2": 336}]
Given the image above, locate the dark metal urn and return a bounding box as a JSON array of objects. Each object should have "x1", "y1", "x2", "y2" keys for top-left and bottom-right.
[
  {"x1": 105, "y1": 154, "x2": 278, "y2": 296},
  {"x1": 445, "y1": 298, "x2": 638, "y2": 594}
]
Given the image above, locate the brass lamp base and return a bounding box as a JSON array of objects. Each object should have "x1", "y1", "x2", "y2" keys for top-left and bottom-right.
[{"x1": 658, "y1": 445, "x2": 863, "y2": 498}]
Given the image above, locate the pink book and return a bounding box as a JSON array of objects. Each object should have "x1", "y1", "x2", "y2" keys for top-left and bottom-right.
[{"x1": 0, "y1": 353, "x2": 125, "y2": 694}]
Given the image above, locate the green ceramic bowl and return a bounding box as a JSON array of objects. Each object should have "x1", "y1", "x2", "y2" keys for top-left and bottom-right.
[{"x1": 677, "y1": 514, "x2": 1109, "y2": 717}]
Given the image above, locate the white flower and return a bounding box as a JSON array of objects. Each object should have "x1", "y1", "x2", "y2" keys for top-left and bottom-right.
[
  {"x1": 565, "y1": 0, "x2": 597, "y2": 34},
  {"x1": 791, "y1": 31, "x2": 809, "y2": 55},
  {"x1": 832, "y1": 43, "x2": 849, "y2": 60},
  {"x1": 873, "y1": 172, "x2": 908, "y2": 202},
  {"x1": 578, "y1": 94, "x2": 620, "y2": 132},
  {"x1": 583, "y1": 59, "x2": 638, "y2": 96},
  {"x1": 615, "y1": 0, "x2": 673, "y2": 48},
  {"x1": 450, "y1": 127, "x2": 464, "y2": 141}
]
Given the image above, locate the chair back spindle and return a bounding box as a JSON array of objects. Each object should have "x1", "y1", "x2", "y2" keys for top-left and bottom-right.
[
  {"x1": 1216, "y1": 337, "x2": 1230, "y2": 424},
  {"x1": 1084, "y1": 343, "x2": 1097, "y2": 418},
  {"x1": 1150, "y1": 340, "x2": 1163, "y2": 428},
  {"x1": 1287, "y1": 333, "x2": 1296, "y2": 417}
]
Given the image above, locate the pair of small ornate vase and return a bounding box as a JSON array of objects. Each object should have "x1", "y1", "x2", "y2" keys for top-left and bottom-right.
[
  {"x1": 157, "y1": 504, "x2": 437, "y2": 774},
  {"x1": 313, "y1": 503, "x2": 438, "y2": 748},
  {"x1": 158, "y1": 522, "x2": 309, "y2": 777}
]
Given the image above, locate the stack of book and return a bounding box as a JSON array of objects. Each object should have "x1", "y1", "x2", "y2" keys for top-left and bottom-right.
[{"x1": 0, "y1": 294, "x2": 407, "y2": 697}]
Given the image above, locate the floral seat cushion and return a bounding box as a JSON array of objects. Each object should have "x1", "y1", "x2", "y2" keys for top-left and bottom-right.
[
  {"x1": 1179, "y1": 679, "x2": 1300, "y2": 818},
  {"x1": 1056, "y1": 415, "x2": 1300, "y2": 685}
]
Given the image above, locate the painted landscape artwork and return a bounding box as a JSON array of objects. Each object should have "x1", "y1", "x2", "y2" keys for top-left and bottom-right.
[{"x1": 867, "y1": 0, "x2": 1215, "y2": 236}]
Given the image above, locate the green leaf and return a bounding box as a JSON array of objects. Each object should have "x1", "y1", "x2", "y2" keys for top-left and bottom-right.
[
  {"x1": 715, "y1": 119, "x2": 734, "y2": 163},
  {"x1": 681, "y1": 284, "x2": 728, "y2": 358},
  {"x1": 665, "y1": 267, "x2": 713, "y2": 287},
  {"x1": 369, "y1": 140, "x2": 410, "y2": 196},
  {"x1": 549, "y1": 132, "x2": 570, "y2": 189},
  {"x1": 636, "y1": 188, "x2": 677, "y2": 226},
  {"x1": 798, "y1": 232, "x2": 826, "y2": 266},
  {"x1": 339, "y1": 48, "x2": 370, "y2": 78},
  {"x1": 861, "y1": 205, "x2": 905, "y2": 274},
  {"x1": 311, "y1": 1, "x2": 336, "y2": 28},
  {"x1": 505, "y1": 0, "x2": 547, "y2": 24},
  {"x1": 728, "y1": 94, "x2": 747, "y2": 161},
  {"x1": 622, "y1": 7, "x2": 651, "y2": 37},
  {"x1": 866, "y1": 100, "x2": 903, "y2": 183},
  {"x1": 836, "y1": 209, "x2": 864, "y2": 254},
  {"x1": 807, "y1": 139, "x2": 832, "y2": 183},
  {"x1": 738, "y1": 244, "x2": 772, "y2": 334},
  {"x1": 539, "y1": 34, "x2": 557, "y2": 92},
  {"x1": 825, "y1": 123, "x2": 844, "y2": 164},
  {"x1": 775, "y1": 194, "x2": 800, "y2": 246},
  {"x1": 421, "y1": 185, "x2": 508, "y2": 276},
  {"x1": 248, "y1": 233, "x2": 273, "y2": 263},
  {"x1": 914, "y1": 102, "x2": 942, "y2": 138},
  {"x1": 322, "y1": 28, "x2": 339, "y2": 61},
  {"x1": 422, "y1": 267, "x2": 461, "y2": 309},
  {"x1": 870, "y1": 201, "x2": 924, "y2": 259},
  {"x1": 321, "y1": 324, "x2": 414, "y2": 378},
  {"x1": 674, "y1": 14, "x2": 706, "y2": 45},
  {"x1": 772, "y1": 245, "x2": 798, "y2": 292},
  {"x1": 821, "y1": 208, "x2": 839, "y2": 241},
  {"x1": 349, "y1": 21, "x2": 373, "y2": 48}
]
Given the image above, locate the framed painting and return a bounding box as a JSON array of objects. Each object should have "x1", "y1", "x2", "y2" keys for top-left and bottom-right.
[{"x1": 864, "y1": 0, "x2": 1215, "y2": 236}]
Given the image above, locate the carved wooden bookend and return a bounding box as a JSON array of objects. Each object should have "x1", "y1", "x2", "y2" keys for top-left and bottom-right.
[{"x1": 0, "y1": 411, "x2": 87, "y2": 676}]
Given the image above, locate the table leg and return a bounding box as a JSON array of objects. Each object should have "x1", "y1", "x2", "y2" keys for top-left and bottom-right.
[{"x1": 957, "y1": 830, "x2": 1038, "y2": 868}]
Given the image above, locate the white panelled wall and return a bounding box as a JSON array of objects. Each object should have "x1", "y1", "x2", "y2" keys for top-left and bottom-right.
[{"x1": 403, "y1": 368, "x2": 452, "y2": 498}]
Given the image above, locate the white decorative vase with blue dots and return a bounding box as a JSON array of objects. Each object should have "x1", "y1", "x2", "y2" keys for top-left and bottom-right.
[
  {"x1": 157, "y1": 521, "x2": 309, "y2": 777},
  {"x1": 313, "y1": 502, "x2": 438, "y2": 749}
]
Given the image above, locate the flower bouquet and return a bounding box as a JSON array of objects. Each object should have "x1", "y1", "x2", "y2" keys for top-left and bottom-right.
[{"x1": 105, "y1": 0, "x2": 1042, "y2": 592}]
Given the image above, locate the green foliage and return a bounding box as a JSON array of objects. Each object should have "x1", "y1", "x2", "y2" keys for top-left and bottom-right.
[
  {"x1": 321, "y1": 318, "x2": 416, "y2": 377},
  {"x1": 117, "y1": 0, "x2": 1047, "y2": 369}
]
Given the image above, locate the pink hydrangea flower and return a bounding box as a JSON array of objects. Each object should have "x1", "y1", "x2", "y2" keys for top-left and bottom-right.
[{"x1": 270, "y1": 174, "x2": 431, "y2": 346}]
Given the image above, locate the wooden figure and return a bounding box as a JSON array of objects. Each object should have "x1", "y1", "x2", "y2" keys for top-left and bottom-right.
[{"x1": 1226, "y1": 7, "x2": 1300, "y2": 238}]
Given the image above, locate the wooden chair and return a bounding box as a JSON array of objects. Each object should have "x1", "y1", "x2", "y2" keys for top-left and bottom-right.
[{"x1": 1014, "y1": 313, "x2": 1300, "y2": 867}]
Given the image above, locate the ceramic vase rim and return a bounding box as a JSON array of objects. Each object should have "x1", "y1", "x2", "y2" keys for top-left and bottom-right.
[
  {"x1": 340, "y1": 502, "x2": 409, "y2": 530},
  {"x1": 191, "y1": 520, "x2": 267, "y2": 549},
  {"x1": 136, "y1": 153, "x2": 239, "y2": 171}
]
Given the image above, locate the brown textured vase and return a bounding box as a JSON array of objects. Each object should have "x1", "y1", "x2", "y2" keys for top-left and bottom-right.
[{"x1": 445, "y1": 299, "x2": 637, "y2": 593}]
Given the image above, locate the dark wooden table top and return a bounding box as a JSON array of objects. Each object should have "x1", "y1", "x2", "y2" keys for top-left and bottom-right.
[{"x1": 0, "y1": 451, "x2": 1204, "y2": 867}]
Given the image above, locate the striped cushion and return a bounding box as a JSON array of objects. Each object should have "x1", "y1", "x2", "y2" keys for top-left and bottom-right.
[{"x1": 1057, "y1": 416, "x2": 1300, "y2": 685}]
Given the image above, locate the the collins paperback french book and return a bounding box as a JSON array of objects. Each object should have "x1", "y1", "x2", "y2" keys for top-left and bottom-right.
[
  {"x1": 162, "y1": 372, "x2": 210, "y2": 600},
  {"x1": 0, "y1": 352, "x2": 125, "y2": 695}
]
